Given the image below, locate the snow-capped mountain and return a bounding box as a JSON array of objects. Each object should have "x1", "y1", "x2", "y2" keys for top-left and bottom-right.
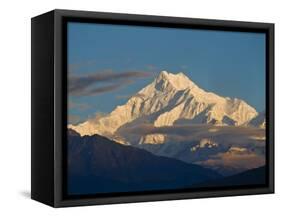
[
  {"x1": 69, "y1": 71, "x2": 266, "y2": 176},
  {"x1": 69, "y1": 71, "x2": 258, "y2": 143}
]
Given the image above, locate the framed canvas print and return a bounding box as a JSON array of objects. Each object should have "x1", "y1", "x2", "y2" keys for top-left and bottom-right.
[{"x1": 31, "y1": 9, "x2": 274, "y2": 207}]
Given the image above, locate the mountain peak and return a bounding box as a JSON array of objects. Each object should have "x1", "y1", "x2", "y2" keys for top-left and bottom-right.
[
  {"x1": 156, "y1": 71, "x2": 196, "y2": 90},
  {"x1": 158, "y1": 70, "x2": 169, "y2": 77},
  {"x1": 69, "y1": 70, "x2": 258, "y2": 141},
  {"x1": 157, "y1": 70, "x2": 188, "y2": 79}
]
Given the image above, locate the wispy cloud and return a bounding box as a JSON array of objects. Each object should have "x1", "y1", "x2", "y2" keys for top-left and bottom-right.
[
  {"x1": 196, "y1": 150, "x2": 265, "y2": 173},
  {"x1": 68, "y1": 100, "x2": 91, "y2": 111},
  {"x1": 69, "y1": 71, "x2": 150, "y2": 96},
  {"x1": 119, "y1": 124, "x2": 265, "y2": 145},
  {"x1": 86, "y1": 82, "x2": 131, "y2": 95}
]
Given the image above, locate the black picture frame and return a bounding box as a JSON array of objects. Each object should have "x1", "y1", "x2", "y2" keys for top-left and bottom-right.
[{"x1": 31, "y1": 9, "x2": 274, "y2": 207}]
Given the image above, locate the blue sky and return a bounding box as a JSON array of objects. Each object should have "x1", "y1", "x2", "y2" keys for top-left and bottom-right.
[{"x1": 67, "y1": 22, "x2": 266, "y2": 124}]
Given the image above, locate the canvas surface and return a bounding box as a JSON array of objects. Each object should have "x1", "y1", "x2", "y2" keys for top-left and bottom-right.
[{"x1": 66, "y1": 22, "x2": 266, "y2": 196}]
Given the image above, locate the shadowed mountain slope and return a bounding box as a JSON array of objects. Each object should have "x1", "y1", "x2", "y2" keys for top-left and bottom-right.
[
  {"x1": 193, "y1": 166, "x2": 266, "y2": 188},
  {"x1": 67, "y1": 129, "x2": 221, "y2": 195}
]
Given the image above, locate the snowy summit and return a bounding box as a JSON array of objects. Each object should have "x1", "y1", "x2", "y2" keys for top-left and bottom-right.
[{"x1": 69, "y1": 71, "x2": 260, "y2": 144}]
